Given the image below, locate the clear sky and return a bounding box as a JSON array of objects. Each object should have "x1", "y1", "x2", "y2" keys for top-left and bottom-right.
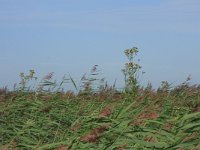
[{"x1": 0, "y1": 0, "x2": 200, "y2": 90}]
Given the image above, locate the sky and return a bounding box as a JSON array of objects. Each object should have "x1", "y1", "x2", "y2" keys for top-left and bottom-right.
[{"x1": 0, "y1": 0, "x2": 200, "y2": 90}]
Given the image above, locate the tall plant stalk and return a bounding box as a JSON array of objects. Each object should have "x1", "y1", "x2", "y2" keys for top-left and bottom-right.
[{"x1": 122, "y1": 47, "x2": 141, "y2": 94}]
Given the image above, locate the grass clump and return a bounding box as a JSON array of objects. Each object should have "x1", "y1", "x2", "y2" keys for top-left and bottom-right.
[{"x1": 0, "y1": 47, "x2": 200, "y2": 150}]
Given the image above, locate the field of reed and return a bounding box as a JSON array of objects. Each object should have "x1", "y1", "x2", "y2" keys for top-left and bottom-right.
[{"x1": 1, "y1": 47, "x2": 200, "y2": 149}]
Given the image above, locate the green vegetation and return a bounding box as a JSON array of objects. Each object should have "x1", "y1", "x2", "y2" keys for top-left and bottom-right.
[{"x1": 1, "y1": 48, "x2": 200, "y2": 150}]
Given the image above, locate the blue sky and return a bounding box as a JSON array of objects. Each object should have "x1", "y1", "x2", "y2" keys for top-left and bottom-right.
[{"x1": 0, "y1": 0, "x2": 200, "y2": 90}]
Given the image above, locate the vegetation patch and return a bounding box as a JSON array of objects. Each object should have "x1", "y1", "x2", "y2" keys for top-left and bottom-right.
[{"x1": 1, "y1": 47, "x2": 200, "y2": 149}]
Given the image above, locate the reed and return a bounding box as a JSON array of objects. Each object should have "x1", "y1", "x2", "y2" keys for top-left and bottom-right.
[{"x1": 0, "y1": 47, "x2": 200, "y2": 149}]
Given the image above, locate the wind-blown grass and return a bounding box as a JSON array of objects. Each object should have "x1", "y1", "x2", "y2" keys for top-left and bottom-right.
[
  {"x1": 1, "y1": 48, "x2": 200, "y2": 149},
  {"x1": 1, "y1": 84, "x2": 200, "y2": 149}
]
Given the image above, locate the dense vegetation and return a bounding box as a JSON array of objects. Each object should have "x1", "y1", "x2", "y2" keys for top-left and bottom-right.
[{"x1": 1, "y1": 48, "x2": 200, "y2": 149}]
